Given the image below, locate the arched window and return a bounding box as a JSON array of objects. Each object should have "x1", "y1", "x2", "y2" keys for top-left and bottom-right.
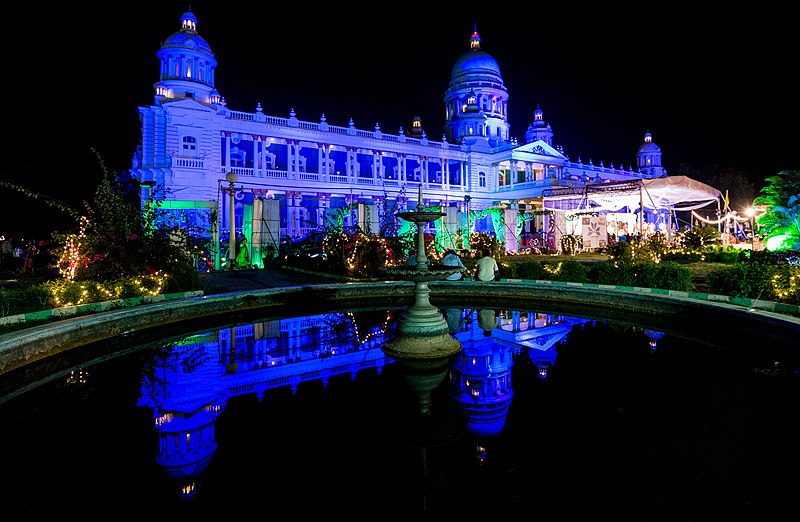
[{"x1": 182, "y1": 136, "x2": 197, "y2": 156}]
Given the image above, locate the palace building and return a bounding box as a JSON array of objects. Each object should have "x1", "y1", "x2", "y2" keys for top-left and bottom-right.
[{"x1": 129, "y1": 10, "x2": 719, "y2": 267}]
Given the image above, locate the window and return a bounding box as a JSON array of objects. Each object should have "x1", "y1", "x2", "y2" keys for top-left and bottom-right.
[
  {"x1": 479, "y1": 171, "x2": 486, "y2": 187},
  {"x1": 181, "y1": 136, "x2": 197, "y2": 156}
]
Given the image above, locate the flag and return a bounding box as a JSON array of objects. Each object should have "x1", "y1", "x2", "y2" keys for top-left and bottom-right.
[{"x1": 723, "y1": 190, "x2": 730, "y2": 212}]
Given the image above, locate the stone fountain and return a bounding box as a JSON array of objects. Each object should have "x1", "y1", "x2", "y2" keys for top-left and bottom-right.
[{"x1": 381, "y1": 185, "x2": 462, "y2": 414}]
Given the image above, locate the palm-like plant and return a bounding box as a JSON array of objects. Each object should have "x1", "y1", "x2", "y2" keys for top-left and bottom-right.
[{"x1": 753, "y1": 170, "x2": 800, "y2": 250}]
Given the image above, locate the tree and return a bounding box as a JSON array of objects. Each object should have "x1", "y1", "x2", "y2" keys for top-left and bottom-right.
[{"x1": 753, "y1": 169, "x2": 800, "y2": 250}]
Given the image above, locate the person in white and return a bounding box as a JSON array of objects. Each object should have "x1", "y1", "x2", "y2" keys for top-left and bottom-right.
[
  {"x1": 474, "y1": 248, "x2": 499, "y2": 282},
  {"x1": 441, "y1": 249, "x2": 467, "y2": 280}
]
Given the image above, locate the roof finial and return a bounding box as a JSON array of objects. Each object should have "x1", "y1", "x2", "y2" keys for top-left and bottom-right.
[{"x1": 470, "y1": 24, "x2": 481, "y2": 50}]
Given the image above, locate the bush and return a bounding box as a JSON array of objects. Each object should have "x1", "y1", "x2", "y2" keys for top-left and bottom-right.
[
  {"x1": 514, "y1": 260, "x2": 545, "y2": 280},
  {"x1": 164, "y1": 261, "x2": 203, "y2": 294},
  {"x1": 596, "y1": 261, "x2": 691, "y2": 291},
  {"x1": 0, "y1": 284, "x2": 52, "y2": 317},
  {"x1": 706, "y1": 263, "x2": 777, "y2": 300},
  {"x1": 542, "y1": 260, "x2": 588, "y2": 283},
  {"x1": 655, "y1": 262, "x2": 693, "y2": 291}
]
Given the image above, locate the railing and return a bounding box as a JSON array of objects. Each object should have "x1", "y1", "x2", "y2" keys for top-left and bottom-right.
[
  {"x1": 224, "y1": 109, "x2": 439, "y2": 149},
  {"x1": 172, "y1": 157, "x2": 205, "y2": 169}
]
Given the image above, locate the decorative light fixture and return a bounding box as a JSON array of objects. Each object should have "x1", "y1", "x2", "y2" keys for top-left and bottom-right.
[
  {"x1": 745, "y1": 207, "x2": 756, "y2": 250},
  {"x1": 225, "y1": 172, "x2": 238, "y2": 270}
]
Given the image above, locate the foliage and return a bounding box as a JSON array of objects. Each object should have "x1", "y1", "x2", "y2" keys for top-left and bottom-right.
[
  {"x1": 663, "y1": 244, "x2": 741, "y2": 264},
  {"x1": 0, "y1": 284, "x2": 51, "y2": 317},
  {"x1": 46, "y1": 152, "x2": 193, "y2": 284},
  {"x1": 469, "y1": 232, "x2": 504, "y2": 257},
  {"x1": 318, "y1": 229, "x2": 408, "y2": 278},
  {"x1": 512, "y1": 260, "x2": 545, "y2": 280},
  {"x1": 492, "y1": 258, "x2": 588, "y2": 283},
  {"x1": 550, "y1": 260, "x2": 589, "y2": 283},
  {"x1": 753, "y1": 169, "x2": 800, "y2": 250},
  {"x1": 559, "y1": 234, "x2": 580, "y2": 255},
  {"x1": 596, "y1": 261, "x2": 692, "y2": 291},
  {"x1": 677, "y1": 225, "x2": 721, "y2": 250},
  {"x1": 706, "y1": 250, "x2": 800, "y2": 304},
  {"x1": 42, "y1": 272, "x2": 171, "y2": 307},
  {"x1": 606, "y1": 234, "x2": 666, "y2": 264},
  {"x1": 706, "y1": 263, "x2": 778, "y2": 301}
]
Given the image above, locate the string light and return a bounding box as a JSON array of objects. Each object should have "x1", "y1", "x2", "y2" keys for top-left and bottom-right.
[{"x1": 691, "y1": 210, "x2": 751, "y2": 225}]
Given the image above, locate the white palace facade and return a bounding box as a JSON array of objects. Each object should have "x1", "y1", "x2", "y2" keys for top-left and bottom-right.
[{"x1": 129, "y1": 10, "x2": 678, "y2": 266}]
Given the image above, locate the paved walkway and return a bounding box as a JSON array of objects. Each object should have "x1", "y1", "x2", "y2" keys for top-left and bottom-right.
[{"x1": 199, "y1": 267, "x2": 350, "y2": 293}]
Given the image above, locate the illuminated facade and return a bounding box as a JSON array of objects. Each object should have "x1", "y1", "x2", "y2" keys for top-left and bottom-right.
[{"x1": 129, "y1": 10, "x2": 665, "y2": 262}]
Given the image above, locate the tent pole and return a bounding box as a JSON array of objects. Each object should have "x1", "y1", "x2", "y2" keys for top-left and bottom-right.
[{"x1": 639, "y1": 181, "x2": 644, "y2": 238}]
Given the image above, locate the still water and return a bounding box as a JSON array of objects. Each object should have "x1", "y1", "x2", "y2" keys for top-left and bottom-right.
[{"x1": 1, "y1": 306, "x2": 797, "y2": 520}]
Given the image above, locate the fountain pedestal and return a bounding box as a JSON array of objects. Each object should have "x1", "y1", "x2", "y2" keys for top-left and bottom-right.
[{"x1": 382, "y1": 185, "x2": 462, "y2": 377}]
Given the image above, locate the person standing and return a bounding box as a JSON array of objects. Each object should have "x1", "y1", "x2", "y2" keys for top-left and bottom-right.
[
  {"x1": 441, "y1": 248, "x2": 467, "y2": 280},
  {"x1": 23, "y1": 240, "x2": 38, "y2": 275},
  {"x1": 1, "y1": 235, "x2": 13, "y2": 271},
  {"x1": 236, "y1": 237, "x2": 250, "y2": 269},
  {"x1": 474, "y1": 248, "x2": 499, "y2": 282}
]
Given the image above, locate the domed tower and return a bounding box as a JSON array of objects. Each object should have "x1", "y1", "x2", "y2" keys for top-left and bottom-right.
[
  {"x1": 409, "y1": 114, "x2": 424, "y2": 138},
  {"x1": 153, "y1": 10, "x2": 222, "y2": 106},
  {"x1": 636, "y1": 131, "x2": 666, "y2": 177},
  {"x1": 444, "y1": 27, "x2": 509, "y2": 147},
  {"x1": 524, "y1": 105, "x2": 554, "y2": 145}
]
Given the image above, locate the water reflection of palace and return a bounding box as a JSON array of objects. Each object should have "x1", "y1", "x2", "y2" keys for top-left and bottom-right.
[{"x1": 137, "y1": 308, "x2": 596, "y2": 498}]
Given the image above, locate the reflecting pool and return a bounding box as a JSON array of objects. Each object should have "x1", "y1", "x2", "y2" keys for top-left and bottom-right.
[{"x1": 1, "y1": 305, "x2": 798, "y2": 520}]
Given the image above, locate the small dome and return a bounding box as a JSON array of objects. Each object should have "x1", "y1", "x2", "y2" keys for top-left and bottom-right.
[
  {"x1": 161, "y1": 11, "x2": 213, "y2": 56},
  {"x1": 638, "y1": 142, "x2": 661, "y2": 153},
  {"x1": 638, "y1": 131, "x2": 661, "y2": 153}
]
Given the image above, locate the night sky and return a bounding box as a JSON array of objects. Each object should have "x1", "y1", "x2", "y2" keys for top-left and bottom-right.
[{"x1": 2, "y1": 1, "x2": 796, "y2": 238}]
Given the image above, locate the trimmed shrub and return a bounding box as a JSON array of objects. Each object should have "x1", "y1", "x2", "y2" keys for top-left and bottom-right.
[
  {"x1": 515, "y1": 260, "x2": 545, "y2": 280},
  {"x1": 544, "y1": 260, "x2": 588, "y2": 283},
  {"x1": 597, "y1": 261, "x2": 691, "y2": 291},
  {"x1": 706, "y1": 263, "x2": 777, "y2": 300},
  {"x1": 0, "y1": 284, "x2": 52, "y2": 317}
]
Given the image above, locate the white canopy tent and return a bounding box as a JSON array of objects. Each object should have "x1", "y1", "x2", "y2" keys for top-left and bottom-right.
[
  {"x1": 540, "y1": 176, "x2": 723, "y2": 245},
  {"x1": 542, "y1": 176, "x2": 722, "y2": 213}
]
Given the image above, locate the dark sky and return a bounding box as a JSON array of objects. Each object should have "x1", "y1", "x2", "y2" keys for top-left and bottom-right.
[{"x1": 2, "y1": 1, "x2": 797, "y2": 237}]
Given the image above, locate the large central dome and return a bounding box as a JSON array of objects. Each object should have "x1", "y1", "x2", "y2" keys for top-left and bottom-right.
[
  {"x1": 450, "y1": 50, "x2": 502, "y2": 80},
  {"x1": 449, "y1": 30, "x2": 502, "y2": 85}
]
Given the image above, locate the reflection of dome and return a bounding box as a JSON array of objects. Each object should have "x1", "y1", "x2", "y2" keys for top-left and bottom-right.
[
  {"x1": 644, "y1": 329, "x2": 665, "y2": 350},
  {"x1": 154, "y1": 410, "x2": 218, "y2": 484},
  {"x1": 449, "y1": 340, "x2": 514, "y2": 437}
]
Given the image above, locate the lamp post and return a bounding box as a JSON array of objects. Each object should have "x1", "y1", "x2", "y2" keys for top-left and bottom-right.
[
  {"x1": 464, "y1": 194, "x2": 471, "y2": 253},
  {"x1": 226, "y1": 171, "x2": 238, "y2": 270},
  {"x1": 745, "y1": 207, "x2": 755, "y2": 251}
]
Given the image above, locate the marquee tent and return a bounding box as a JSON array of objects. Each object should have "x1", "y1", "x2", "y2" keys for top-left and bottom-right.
[{"x1": 542, "y1": 176, "x2": 722, "y2": 213}]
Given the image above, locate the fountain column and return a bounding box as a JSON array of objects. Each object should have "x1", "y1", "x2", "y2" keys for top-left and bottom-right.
[{"x1": 382, "y1": 185, "x2": 462, "y2": 380}]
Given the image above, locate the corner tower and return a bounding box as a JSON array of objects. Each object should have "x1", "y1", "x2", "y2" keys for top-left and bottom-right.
[
  {"x1": 636, "y1": 131, "x2": 666, "y2": 177},
  {"x1": 153, "y1": 10, "x2": 222, "y2": 106},
  {"x1": 444, "y1": 27, "x2": 509, "y2": 148},
  {"x1": 524, "y1": 105, "x2": 554, "y2": 145}
]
